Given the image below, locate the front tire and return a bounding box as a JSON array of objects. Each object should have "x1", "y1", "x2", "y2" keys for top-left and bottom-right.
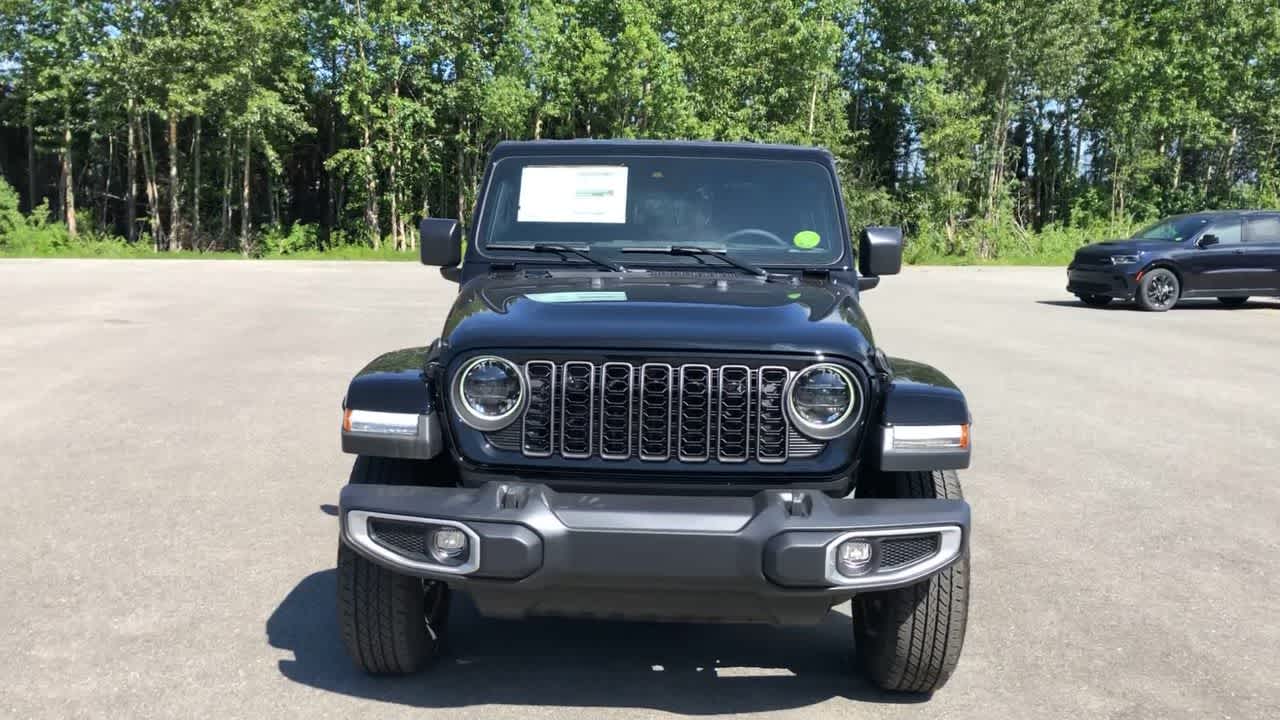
[
  {"x1": 1136, "y1": 268, "x2": 1180, "y2": 311},
  {"x1": 852, "y1": 470, "x2": 969, "y2": 693},
  {"x1": 338, "y1": 454, "x2": 452, "y2": 674},
  {"x1": 1217, "y1": 296, "x2": 1248, "y2": 307},
  {"x1": 337, "y1": 542, "x2": 450, "y2": 674},
  {"x1": 1076, "y1": 294, "x2": 1113, "y2": 307}
]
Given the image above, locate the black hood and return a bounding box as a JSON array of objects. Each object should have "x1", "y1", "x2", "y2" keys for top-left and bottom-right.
[{"x1": 439, "y1": 272, "x2": 875, "y2": 359}]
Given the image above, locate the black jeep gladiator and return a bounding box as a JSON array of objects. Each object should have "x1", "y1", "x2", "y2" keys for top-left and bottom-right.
[{"x1": 337, "y1": 140, "x2": 972, "y2": 693}]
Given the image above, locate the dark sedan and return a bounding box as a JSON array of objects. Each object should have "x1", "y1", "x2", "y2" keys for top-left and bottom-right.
[{"x1": 1066, "y1": 210, "x2": 1280, "y2": 310}]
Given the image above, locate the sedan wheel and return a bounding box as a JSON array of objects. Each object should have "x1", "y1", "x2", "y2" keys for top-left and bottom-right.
[{"x1": 1136, "y1": 269, "x2": 1179, "y2": 312}]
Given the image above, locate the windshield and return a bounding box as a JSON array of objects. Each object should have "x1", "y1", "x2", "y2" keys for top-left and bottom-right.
[
  {"x1": 476, "y1": 155, "x2": 846, "y2": 266},
  {"x1": 1132, "y1": 215, "x2": 1213, "y2": 242}
]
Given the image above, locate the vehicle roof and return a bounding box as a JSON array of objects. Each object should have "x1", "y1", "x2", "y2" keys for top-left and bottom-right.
[
  {"x1": 1165, "y1": 209, "x2": 1279, "y2": 218},
  {"x1": 489, "y1": 138, "x2": 836, "y2": 164}
]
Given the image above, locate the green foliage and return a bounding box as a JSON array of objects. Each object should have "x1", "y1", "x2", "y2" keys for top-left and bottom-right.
[
  {"x1": 0, "y1": 178, "x2": 24, "y2": 236},
  {"x1": 260, "y1": 223, "x2": 320, "y2": 255},
  {"x1": 4, "y1": 0, "x2": 1280, "y2": 264}
]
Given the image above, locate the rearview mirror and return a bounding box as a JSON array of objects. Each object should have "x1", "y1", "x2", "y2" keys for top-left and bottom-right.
[
  {"x1": 420, "y1": 218, "x2": 462, "y2": 267},
  {"x1": 859, "y1": 226, "x2": 904, "y2": 281},
  {"x1": 1197, "y1": 233, "x2": 1220, "y2": 248}
]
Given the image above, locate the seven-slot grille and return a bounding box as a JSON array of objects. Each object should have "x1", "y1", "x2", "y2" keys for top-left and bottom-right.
[{"x1": 512, "y1": 360, "x2": 824, "y2": 463}]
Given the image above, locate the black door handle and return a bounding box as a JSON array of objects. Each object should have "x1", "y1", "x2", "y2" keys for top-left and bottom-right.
[{"x1": 1234, "y1": 249, "x2": 1246, "y2": 254}]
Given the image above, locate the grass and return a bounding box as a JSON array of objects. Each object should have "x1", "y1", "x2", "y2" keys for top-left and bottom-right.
[
  {"x1": 0, "y1": 233, "x2": 420, "y2": 261},
  {"x1": 0, "y1": 242, "x2": 1070, "y2": 265},
  {"x1": 1, "y1": 219, "x2": 1100, "y2": 266}
]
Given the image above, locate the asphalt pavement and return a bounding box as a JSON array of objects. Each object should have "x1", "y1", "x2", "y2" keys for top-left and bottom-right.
[{"x1": 1, "y1": 260, "x2": 1276, "y2": 719}]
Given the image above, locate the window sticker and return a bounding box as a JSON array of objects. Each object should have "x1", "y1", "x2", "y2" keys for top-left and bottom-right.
[
  {"x1": 517, "y1": 166, "x2": 629, "y2": 224},
  {"x1": 525, "y1": 291, "x2": 628, "y2": 303},
  {"x1": 792, "y1": 230, "x2": 821, "y2": 249}
]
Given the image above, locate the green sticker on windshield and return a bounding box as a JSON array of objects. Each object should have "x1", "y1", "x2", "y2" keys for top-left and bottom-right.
[{"x1": 793, "y1": 230, "x2": 821, "y2": 249}]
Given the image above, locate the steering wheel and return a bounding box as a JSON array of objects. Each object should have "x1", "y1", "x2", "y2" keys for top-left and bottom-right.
[{"x1": 718, "y1": 228, "x2": 788, "y2": 247}]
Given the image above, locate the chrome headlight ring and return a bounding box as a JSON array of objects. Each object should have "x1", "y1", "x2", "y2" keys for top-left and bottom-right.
[
  {"x1": 450, "y1": 355, "x2": 527, "y2": 431},
  {"x1": 785, "y1": 362, "x2": 862, "y2": 440}
]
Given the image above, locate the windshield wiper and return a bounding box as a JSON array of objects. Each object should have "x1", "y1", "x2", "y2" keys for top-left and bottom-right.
[
  {"x1": 620, "y1": 245, "x2": 768, "y2": 278},
  {"x1": 486, "y1": 243, "x2": 623, "y2": 272}
]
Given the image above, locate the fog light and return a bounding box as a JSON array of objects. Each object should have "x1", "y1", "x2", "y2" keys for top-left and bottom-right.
[
  {"x1": 429, "y1": 528, "x2": 468, "y2": 564},
  {"x1": 836, "y1": 539, "x2": 873, "y2": 577}
]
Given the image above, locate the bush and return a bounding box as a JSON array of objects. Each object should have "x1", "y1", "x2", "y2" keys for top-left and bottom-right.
[
  {"x1": 261, "y1": 222, "x2": 320, "y2": 255},
  {"x1": 0, "y1": 177, "x2": 23, "y2": 237}
]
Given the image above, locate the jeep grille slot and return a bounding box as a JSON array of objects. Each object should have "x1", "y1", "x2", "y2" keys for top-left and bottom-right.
[
  {"x1": 560, "y1": 362, "x2": 595, "y2": 458},
  {"x1": 511, "y1": 360, "x2": 824, "y2": 463},
  {"x1": 678, "y1": 365, "x2": 712, "y2": 461},
  {"x1": 639, "y1": 363, "x2": 674, "y2": 460},
  {"x1": 600, "y1": 362, "x2": 634, "y2": 459},
  {"x1": 521, "y1": 361, "x2": 556, "y2": 457},
  {"x1": 756, "y1": 366, "x2": 790, "y2": 462},
  {"x1": 717, "y1": 365, "x2": 751, "y2": 462}
]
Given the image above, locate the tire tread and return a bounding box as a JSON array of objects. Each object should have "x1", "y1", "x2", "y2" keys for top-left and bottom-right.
[
  {"x1": 337, "y1": 456, "x2": 443, "y2": 675},
  {"x1": 854, "y1": 469, "x2": 969, "y2": 693}
]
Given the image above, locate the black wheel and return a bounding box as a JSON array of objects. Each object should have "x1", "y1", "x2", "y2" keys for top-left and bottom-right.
[
  {"x1": 852, "y1": 469, "x2": 969, "y2": 693},
  {"x1": 337, "y1": 542, "x2": 450, "y2": 674},
  {"x1": 1075, "y1": 294, "x2": 1113, "y2": 307},
  {"x1": 1217, "y1": 296, "x2": 1248, "y2": 307},
  {"x1": 337, "y1": 454, "x2": 453, "y2": 674},
  {"x1": 1136, "y1": 268, "x2": 1179, "y2": 311}
]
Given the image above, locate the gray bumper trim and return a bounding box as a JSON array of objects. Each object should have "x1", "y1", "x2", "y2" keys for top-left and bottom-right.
[{"x1": 339, "y1": 481, "x2": 970, "y2": 621}]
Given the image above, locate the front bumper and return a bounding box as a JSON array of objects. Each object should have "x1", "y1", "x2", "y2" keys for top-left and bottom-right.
[
  {"x1": 339, "y1": 482, "x2": 969, "y2": 624},
  {"x1": 1066, "y1": 265, "x2": 1139, "y2": 298}
]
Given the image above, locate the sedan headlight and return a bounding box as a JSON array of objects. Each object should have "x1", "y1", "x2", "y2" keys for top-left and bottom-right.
[
  {"x1": 1109, "y1": 254, "x2": 1140, "y2": 265},
  {"x1": 785, "y1": 363, "x2": 861, "y2": 440},
  {"x1": 451, "y1": 356, "x2": 526, "y2": 431}
]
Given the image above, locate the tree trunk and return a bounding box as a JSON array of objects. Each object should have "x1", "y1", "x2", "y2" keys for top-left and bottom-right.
[
  {"x1": 221, "y1": 132, "x2": 233, "y2": 244},
  {"x1": 268, "y1": 172, "x2": 279, "y2": 226},
  {"x1": 986, "y1": 74, "x2": 1010, "y2": 220},
  {"x1": 25, "y1": 103, "x2": 37, "y2": 213},
  {"x1": 1172, "y1": 138, "x2": 1182, "y2": 191},
  {"x1": 807, "y1": 77, "x2": 819, "y2": 137},
  {"x1": 1223, "y1": 126, "x2": 1238, "y2": 191},
  {"x1": 241, "y1": 127, "x2": 252, "y2": 255},
  {"x1": 126, "y1": 99, "x2": 137, "y2": 242},
  {"x1": 141, "y1": 115, "x2": 164, "y2": 250},
  {"x1": 168, "y1": 111, "x2": 180, "y2": 251},
  {"x1": 364, "y1": 124, "x2": 379, "y2": 249},
  {"x1": 456, "y1": 136, "x2": 465, "y2": 222},
  {"x1": 388, "y1": 78, "x2": 401, "y2": 251},
  {"x1": 62, "y1": 125, "x2": 78, "y2": 239},
  {"x1": 192, "y1": 115, "x2": 202, "y2": 247},
  {"x1": 102, "y1": 133, "x2": 114, "y2": 230},
  {"x1": 355, "y1": 0, "x2": 379, "y2": 248}
]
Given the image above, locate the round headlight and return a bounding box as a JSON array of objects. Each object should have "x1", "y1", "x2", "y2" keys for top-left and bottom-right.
[
  {"x1": 785, "y1": 363, "x2": 860, "y2": 440},
  {"x1": 451, "y1": 356, "x2": 526, "y2": 431}
]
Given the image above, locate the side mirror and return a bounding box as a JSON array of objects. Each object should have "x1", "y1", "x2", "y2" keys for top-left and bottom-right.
[
  {"x1": 420, "y1": 218, "x2": 462, "y2": 267},
  {"x1": 859, "y1": 226, "x2": 904, "y2": 281},
  {"x1": 1197, "y1": 233, "x2": 1220, "y2": 248}
]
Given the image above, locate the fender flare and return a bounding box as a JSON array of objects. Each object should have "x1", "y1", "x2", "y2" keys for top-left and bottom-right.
[
  {"x1": 341, "y1": 346, "x2": 443, "y2": 459},
  {"x1": 876, "y1": 357, "x2": 971, "y2": 471}
]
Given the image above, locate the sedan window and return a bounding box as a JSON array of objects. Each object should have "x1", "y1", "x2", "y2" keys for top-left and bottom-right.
[
  {"x1": 1245, "y1": 215, "x2": 1280, "y2": 243},
  {"x1": 1204, "y1": 218, "x2": 1242, "y2": 244},
  {"x1": 1132, "y1": 215, "x2": 1212, "y2": 241}
]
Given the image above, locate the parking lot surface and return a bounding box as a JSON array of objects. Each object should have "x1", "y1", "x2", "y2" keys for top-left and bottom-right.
[{"x1": 1, "y1": 260, "x2": 1276, "y2": 719}]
